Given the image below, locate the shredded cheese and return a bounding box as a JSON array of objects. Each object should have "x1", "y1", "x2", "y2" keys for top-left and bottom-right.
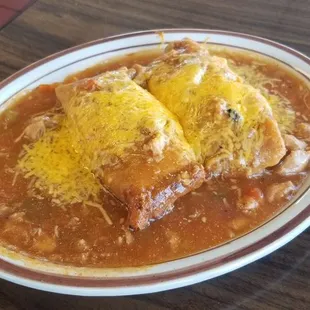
[
  {"x1": 228, "y1": 60, "x2": 296, "y2": 133},
  {"x1": 59, "y1": 70, "x2": 193, "y2": 172},
  {"x1": 17, "y1": 118, "x2": 101, "y2": 204},
  {"x1": 84, "y1": 201, "x2": 113, "y2": 225},
  {"x1": 17, "y1": 69, "x2": 195, "y2": 207}
]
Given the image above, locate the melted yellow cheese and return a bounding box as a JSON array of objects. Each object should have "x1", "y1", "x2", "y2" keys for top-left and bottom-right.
[
  {"x1": 18, "y1": 69, "x2": 194, "y2": 205},
  {"x1": 228, "y1": 60, "x2": 296, "y2": 134},
  {"x1": 18, "y1": 118, "x2": 101, "y2": 204},
  {"x1": 147, "y1": 47, "x2": 285, "y2": 175},
  {"x1": 60, "y1": 69, "x2": 193, "y2": 172}
]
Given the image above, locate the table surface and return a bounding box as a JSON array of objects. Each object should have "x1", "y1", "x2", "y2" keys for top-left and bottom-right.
[{"x1": 0, "y1": 0, "x2": 310, "y2": 309}]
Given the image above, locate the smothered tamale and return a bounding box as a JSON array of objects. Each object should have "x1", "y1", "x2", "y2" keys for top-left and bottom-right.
[
  {"x1": 55, "y1": 68, "x2": 205, "y2": 230},
  {"x1": 136, "y1": 39, "x2": 286, "y2": 177}
]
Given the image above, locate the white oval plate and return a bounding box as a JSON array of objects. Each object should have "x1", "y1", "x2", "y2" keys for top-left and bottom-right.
[{"x1": 0, "y1": 29, "x2": 310, "y2": 296}]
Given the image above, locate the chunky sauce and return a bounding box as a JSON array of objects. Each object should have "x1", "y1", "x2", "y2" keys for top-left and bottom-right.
[{"x1": 0, "y1": 47, "x2": 309, "y2": 267}]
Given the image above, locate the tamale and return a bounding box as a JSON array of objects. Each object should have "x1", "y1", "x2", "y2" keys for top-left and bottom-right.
[
  {"x1": 138, "y1": 39, "x2": 286, "y2": 177},
  {"x1": 56, "y1": 68, "x2": 205, "y2": 229}
]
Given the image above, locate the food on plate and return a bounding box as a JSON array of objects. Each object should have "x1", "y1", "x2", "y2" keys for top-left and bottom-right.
[
  {"x1": 55, "y1": 68, "x2": 204, "y2": 230},
  {"x1": 0, "y1": 38, "x2": 309, "y2": 267},
  {"x1": 135, "y1": 39, "x2": 286, "y2": 177}
]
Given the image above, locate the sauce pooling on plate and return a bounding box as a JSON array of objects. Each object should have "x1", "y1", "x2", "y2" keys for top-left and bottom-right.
[{"x1": 0, "y1": 41, "x2": 309, "y2": 267}]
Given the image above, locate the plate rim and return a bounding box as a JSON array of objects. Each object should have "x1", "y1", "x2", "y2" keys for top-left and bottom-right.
[{"x1": 0, "y1": 28, "x2": 310, "y2": 296}]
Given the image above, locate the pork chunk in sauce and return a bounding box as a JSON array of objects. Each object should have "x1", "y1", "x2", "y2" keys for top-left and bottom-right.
[
  {"x1": 295, "y1": 122, "x2": 310, "y2": 141},
  {"x1": 14, "y1": 113, "x2": 62, "y2": 142},
  {"x1": 277, "y1": 150, "x2": 310, "y2": 175},
  {"x1": 283, "y1": 134, "x2": 307, "y2": 151}
]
